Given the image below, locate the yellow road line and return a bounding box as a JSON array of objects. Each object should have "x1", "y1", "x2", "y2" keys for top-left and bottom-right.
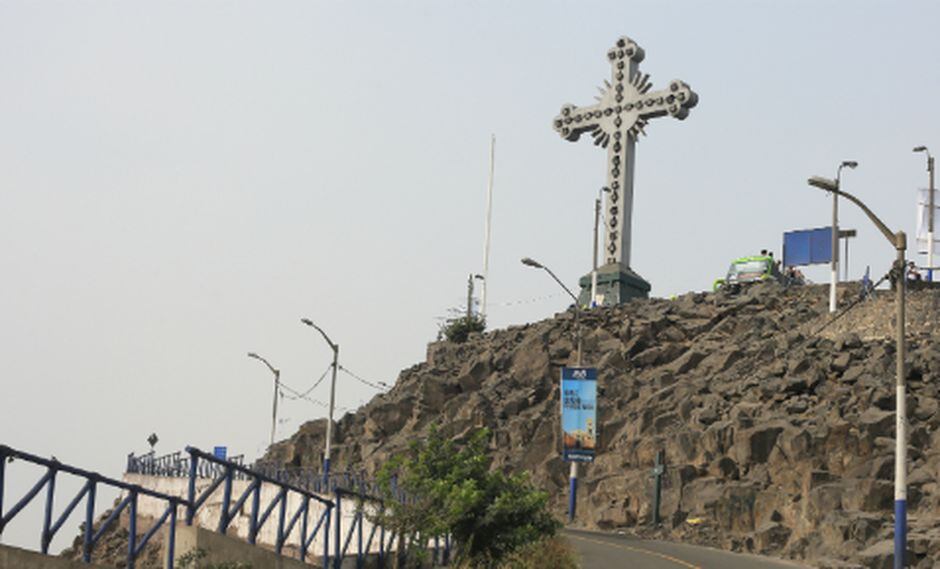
[{"x1": 566, "y1": 533, "x2": 703, "y2": 569}]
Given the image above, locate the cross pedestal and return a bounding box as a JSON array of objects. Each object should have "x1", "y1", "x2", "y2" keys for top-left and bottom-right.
[
  {"x1": 578, "y1": 263, "x2": 651, "y2": 306},
  {"x1": 554, "y1": 36, "x2": 698, "y2": 305}
]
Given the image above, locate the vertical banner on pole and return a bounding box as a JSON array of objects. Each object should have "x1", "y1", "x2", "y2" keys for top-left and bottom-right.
[
  {"x1": 561, "y1": 367, "x2": 597, "y2": 463},
  {"x1": 916, "y1": 188, "x2": 940, "y2": 254}
]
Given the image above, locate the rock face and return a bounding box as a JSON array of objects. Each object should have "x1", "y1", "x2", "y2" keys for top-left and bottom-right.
[{"x1": 266, "y1": 283, "x2": 940, "y2": 568}]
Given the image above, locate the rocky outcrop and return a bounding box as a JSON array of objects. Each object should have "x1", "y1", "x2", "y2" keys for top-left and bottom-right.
[{"x1": 266, "y1": 283, "x2": 940, "y2": 568}]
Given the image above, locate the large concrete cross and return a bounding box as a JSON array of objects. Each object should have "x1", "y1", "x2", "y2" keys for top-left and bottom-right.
[{"x1": 553, "y1": 36, "x2": 698, "y2": 301}]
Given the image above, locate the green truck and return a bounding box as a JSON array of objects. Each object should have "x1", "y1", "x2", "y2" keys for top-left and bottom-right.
[{"x1": 713, "y1": 255, "x2": 790, "y2": 292}]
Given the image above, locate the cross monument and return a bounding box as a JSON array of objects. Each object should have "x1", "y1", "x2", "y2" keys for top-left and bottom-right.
[{"x1": 553, "y1": 36, "x2": 698, "y2": 305}]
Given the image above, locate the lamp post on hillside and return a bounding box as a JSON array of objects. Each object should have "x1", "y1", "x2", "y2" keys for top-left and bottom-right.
[
  {"x1": 247, "y1": 352, "x2": 280, "y2": 447},
  {"x1": 300, "y1": 318, "x2": 339, "y2": 486},
  {"x1": 914, "y1": 146, "x2": 935, "y2": 281},
  {"x1": 813, "y1": 161, "x2": 858, "y2": 313},
  {"x1": 807, "y1": 177, "x2": 908, "y2": 569},
  {"x1": 521, "y1": 256, "x2": 582, "y2": 522}
]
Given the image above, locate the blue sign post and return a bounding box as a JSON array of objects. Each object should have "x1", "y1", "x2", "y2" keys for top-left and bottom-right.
[
  {"x1": 561, "y1": 367, "x2": 597, "y2": 523},
  {"x1": 212, "y1": 446, "x2": 227, "y2": 461}
]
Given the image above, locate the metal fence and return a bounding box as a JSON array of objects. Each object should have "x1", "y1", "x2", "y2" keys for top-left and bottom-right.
[
  {"x1": 2, "y1": 444, "x2": 449, "y2": 569},
  {"x1": 0, "y1": 444, "x2": 185, "y2": 569}
]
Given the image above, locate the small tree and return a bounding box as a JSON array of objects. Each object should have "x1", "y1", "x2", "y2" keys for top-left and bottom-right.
[{"x1": 376, "y1": 426, "x2": 559, "y2": 567}]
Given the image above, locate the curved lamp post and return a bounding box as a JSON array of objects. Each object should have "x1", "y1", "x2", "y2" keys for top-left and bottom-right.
[
  {"x1": 807, "y1": 178, "x2": 907, "y2": 569},
  {"x1": 521, "y1": 256, "x2": 583, "y2": 522},
  {"x1": 300, "y1": 318, "x2": 339, "y2": 484},
  {"x1": 914, "y1": 146, "x2": 935, "y2": 281},
  {"x1": 247, "y1": 352, "x2": 280, "y2": 447}
]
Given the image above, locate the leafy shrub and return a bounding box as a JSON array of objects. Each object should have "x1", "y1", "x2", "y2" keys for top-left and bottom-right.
[
  {"x1": 376, "y1": 426, "x2": 560, "y2": 567},
  {"x1": 440, "y1": 314, "x2": 486, "y2": 343}
]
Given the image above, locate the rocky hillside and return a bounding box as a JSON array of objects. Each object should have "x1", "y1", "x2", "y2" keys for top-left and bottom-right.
[{"x1": 267, "y1": 282, "x2": 940, "y2": 569}]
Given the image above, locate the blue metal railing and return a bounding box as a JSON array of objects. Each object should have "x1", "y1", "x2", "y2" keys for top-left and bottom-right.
[
  {"x1": 0, "y1": 444, "x2": 185, "y2": 569},
  {"x1": 184, "y1": 446, "x2": 335, "y2": 567}
]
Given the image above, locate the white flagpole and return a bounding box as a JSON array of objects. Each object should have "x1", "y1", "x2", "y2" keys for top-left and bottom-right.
[{"x1": 482, "y1": 134, "x2": 495, "y2": 320}]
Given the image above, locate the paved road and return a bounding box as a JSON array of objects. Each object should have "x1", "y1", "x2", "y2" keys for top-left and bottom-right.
[{"x1": 564, "y1": 529, "x2": 809, "y2": 569}]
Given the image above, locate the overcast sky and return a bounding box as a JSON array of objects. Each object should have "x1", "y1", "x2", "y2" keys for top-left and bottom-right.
[{"x1": 2, "y1": 0, "x2": 939, "y2": 552}]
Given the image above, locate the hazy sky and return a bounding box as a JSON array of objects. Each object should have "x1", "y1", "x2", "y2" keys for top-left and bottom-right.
[{"x1": 2, "y1": 0, "x2": 939, "y2": 552}]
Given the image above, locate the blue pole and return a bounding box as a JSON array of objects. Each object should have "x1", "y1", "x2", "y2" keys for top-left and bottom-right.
[
  {"x1": 334, "y1": 492, "x2": 342, "y2": 569},
  {"x1": 83, "y1": 481, "x2": 96, "y2": 563},
  {"x1": 249, "y1": 478, "x2": 260, "y2": 545},
  {"x1": 0, "y1": 447, "x2": 5, "y2": 524},
  {"x1": 568, "y1": 462, "x2": 577, "y2": 522},
  {"x1": 276, "y1": 488, "x2": 287, "y2": 556},
  {"x1": 895, "y1": 499, "x2": 907, "y2": 568},
  {"x1": 300, "y1": 497, "x2": 309, "y2": 562},
  {"x1": 167, "y1": 503, "x2": 177, "y2": 569},
  {"x1": 219, "y1": 467, "x2": 233, "y2": 534},
  {"x1": 323, "y1": 507, "x2": 330, "y2": 569},
  {"x1": 186, "y1": 455, "x2": 197, "y2": 525},
  {"x1": 127, "y1": 491, "x2": 137, "y2": 569},
  {"x1": 41, "y1": 468, "x2": 56, "y2": 554},
  {"x1": 323, "y1": 457, "x2": 331, "y2": 491}
]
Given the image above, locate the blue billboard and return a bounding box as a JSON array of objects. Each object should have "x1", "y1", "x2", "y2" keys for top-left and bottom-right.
[
  {"x1": 561, "y1": 367, "x2": 597, "y2": 463},
  {"x1": 783, "y1": 227, "x2": 833, "y2": 267}
]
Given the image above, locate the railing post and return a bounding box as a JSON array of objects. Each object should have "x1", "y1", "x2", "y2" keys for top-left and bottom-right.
[
  {"x1": 357, "y1": 506, "x2": 363, "y2": 569},
  {"x1": 249, "y1": 477, "x2": 261, "y2": 545},
  {"x1": 1, "y1": 448, "x2": 6, "y2": 524},
  {"x1": 323, "y1": 506, "x2": 330, "y2": 569},
  {"x1": 300, "y1": 497, "x2": 309, "y2": 562},
  {"x1": 218, "y1": 465, "x2": 233, "y2": 534},
  {"x1": 334, "y1": 492, "x2": 342, "y2": 569},
  {"x1": 40, "y1": 466, "x2": 57, "y2": 554},
  {"x1": 276, "y1": 487, "x2": 287, "y2": 556},
  {"x1": 127, "y1": 490, "x2": 138, "y2": 569},
  {"x1": 83, "y1": 480, "x2": 96, "y2": 563},
  {"x1": 167, "y1": 502, "x2": 177, "y2": 569},
  {"x1": 186, "y1": 453, "x2": 198, "y2": 526}
]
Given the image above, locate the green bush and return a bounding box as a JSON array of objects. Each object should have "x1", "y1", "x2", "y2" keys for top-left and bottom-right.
[
  {"x1": 376, "y1": 426, "x2": 560, "y2": 568},
  {"x1": 440, "y1": 314, "x2": 486, "y2": 343}
]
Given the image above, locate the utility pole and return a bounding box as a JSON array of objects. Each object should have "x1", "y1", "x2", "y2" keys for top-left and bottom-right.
[
  {"x1": 824, "y1": 161, "x2": 858, "y2": 313},
  {"x1": 300, "y1": 319, "x2": 339, "y2": 486},
  {"x1": 481, "y1": 135, "x2": 495, "y2": 319},
  {"x1": 247, "y1": 352, "x2": 280, "y2": 447},
  {"x1": 521, "y1": 257, "x2": 583, "y2": 522},
  {"x1": 807, "y1": 177, "x2": 907, "y2": 569}
]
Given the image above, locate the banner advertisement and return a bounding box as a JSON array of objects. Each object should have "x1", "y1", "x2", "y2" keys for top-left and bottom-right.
[
  {"x1": 561, "y1": 367, "x2": 597, "y2": 463},
  {"x1": 916, "y1": 188, "x2": 940, "y2": 255}
]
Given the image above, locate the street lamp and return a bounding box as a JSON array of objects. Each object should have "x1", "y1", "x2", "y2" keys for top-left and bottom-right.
[
  {"x1": 809, "y1": 161, "x2": 857, "y2": 313},
  {"x1": 521, "y1": 256, "x2": 583, "y2": 522},
  {"x1": 914, "y1": 146, "x2": 935, "y2": 281},
  {"x1": 807, "y1": 180, "x2": 908, "y2": 569},
  {"x1": 247, "y1": 352, "x2": 281, "y2": 447},
  {"x1": 300, "y1": 318, "x2": 339, "y2": 484}
]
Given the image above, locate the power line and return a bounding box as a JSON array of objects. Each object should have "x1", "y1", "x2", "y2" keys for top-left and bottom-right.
[
  {"x1": 338, "y1": 364, "x2": 389, "y2": 391},
  {"x1": 298, "y1": 363, "x2": 333, "y2": 399}
]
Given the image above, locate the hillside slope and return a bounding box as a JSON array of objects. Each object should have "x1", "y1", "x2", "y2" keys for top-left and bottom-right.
[{"x1": 268, "y1": 283, "x2": 940, "y2": 569}]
